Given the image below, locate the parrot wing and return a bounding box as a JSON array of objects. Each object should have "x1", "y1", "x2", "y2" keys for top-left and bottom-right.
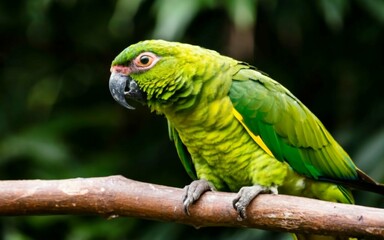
[
  {"x1": 168, "y1": 120, "x2": 197, "y2": 180},
  {"x1": 229, "y1": 63, "x2": 359, "y2": 182}
]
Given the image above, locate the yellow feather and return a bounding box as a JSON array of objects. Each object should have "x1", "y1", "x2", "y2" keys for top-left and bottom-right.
[{"x1": 232, "y1": 108, "x2": 274, "y2": 157}]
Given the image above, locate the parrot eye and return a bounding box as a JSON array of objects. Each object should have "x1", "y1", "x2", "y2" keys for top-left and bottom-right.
[
  {"x1": 139, "y1": 56, "x2": 150, "y2": 65},
  {"x1": 133, "y1": 52, "x2": 159, "y2": 70}
]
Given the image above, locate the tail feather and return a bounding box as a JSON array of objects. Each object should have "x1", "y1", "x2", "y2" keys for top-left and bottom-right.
[
  {"x1": 350, "y1": 168, "x2": 384, "y2": 195},
  {"x1": 319, "y1": 168, "x2": 384, "y2": 195}
]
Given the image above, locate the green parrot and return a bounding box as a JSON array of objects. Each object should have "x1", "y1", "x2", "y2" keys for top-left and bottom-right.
[{"x1": 109, "y1": 40, "x2": 384, "y2": 239}]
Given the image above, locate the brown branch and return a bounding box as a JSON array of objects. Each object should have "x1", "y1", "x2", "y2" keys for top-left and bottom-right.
[{"x1": 0, "y1": 176, "x2": 383, "y2": 238}]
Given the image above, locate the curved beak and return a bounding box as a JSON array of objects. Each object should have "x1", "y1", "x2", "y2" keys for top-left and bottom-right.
[
  {"x1": 109, "y1": 71, "x2": 135, "y2": 109},
  {"x1": 109, "y1": 71, "x2": 147, "y2": 110}
]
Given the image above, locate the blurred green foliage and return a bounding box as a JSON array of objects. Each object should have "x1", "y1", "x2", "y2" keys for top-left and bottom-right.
[{"x1": 0, "y1": 0, "x2": 383, "y2": 239}]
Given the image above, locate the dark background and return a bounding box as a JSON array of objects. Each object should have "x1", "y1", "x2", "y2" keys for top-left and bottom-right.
[{"x1": 1, "y1": 0, "x2": 383, "y2": 239}]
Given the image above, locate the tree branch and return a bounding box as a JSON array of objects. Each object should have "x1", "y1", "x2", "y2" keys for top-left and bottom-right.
[{"x1": 0, "y1": 176, "x2": 382, "y2": 238}]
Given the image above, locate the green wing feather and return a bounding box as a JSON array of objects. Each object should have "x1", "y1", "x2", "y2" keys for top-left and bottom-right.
[
  {"x1": 168, "y1": 120, "x2": 197, "y2": 180},
  {"x1": 229, "y1": 63, "x2": 359, "y2": 182}
]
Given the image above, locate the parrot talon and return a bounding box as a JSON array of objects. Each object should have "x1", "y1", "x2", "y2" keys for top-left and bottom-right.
[
  {"x1": 232, "y1": 185, "x2": 278, "y2": 220},
  {"x1": 182, "y1": 179, "x2": 215, "y2": 215}
]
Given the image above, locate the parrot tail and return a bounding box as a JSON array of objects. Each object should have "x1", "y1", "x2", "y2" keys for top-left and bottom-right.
[
  {"x1": 355, "y1": 169, "x2": 384, "y2": 194},
  {"x1": 319, "y1": 168, "x2": 384, "y2": 195}
]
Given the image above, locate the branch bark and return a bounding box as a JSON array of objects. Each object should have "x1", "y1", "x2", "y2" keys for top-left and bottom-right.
[{"x1": 0, "y1": 176, "x2": 382, "y2": 238}]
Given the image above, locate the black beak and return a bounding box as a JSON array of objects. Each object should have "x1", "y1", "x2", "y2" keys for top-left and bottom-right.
[{"x1": 109, "y1": 72, "x2": 146, "y2": 110}]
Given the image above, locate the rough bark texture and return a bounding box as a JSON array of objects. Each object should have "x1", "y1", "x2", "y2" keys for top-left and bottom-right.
[{"x1": 0, "y1": 176, "x2": 383, "y2": 238}]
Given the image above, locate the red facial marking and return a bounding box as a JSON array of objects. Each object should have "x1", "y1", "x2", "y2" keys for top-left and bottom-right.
[{"x1": 110, "y1": 65, "x2": 131, "y2": 75}]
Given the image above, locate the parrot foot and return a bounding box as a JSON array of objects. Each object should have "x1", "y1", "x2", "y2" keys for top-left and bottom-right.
[
  {"x1": 182, "y1": 179, "x2": 215, "y2": 215},
  {"x1": 232, "y1": 185, "x2": 278, "y2": 220}
]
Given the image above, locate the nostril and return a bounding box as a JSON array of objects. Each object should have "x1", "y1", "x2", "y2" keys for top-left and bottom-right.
[{"x1": 111, "y1": 66, "x2": 130, "y2": 75}]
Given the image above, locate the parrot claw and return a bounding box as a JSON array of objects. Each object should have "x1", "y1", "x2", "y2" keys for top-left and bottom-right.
[
  {"x1": 182, "y1": 179, "x2": 215, "y2": 215},
  {"x1": 232, "y1": 185, "x2": 278, "y2": 220}
]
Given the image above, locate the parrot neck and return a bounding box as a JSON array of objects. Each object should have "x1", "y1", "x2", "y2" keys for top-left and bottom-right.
[
  {"x1": 149, "y1": 57, "x2": 237, "y2": 118},
  {"x1": 160, "y1": 71, "x2": 233, "y2": 132}
]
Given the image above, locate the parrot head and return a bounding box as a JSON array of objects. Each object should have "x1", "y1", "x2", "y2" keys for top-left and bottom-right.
[{"x1": 109, "y1": 40, "x2": 229, "y2": 112}]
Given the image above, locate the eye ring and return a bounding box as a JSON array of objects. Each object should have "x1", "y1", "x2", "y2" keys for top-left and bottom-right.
[{"x1": 133, "y1": 52, "x2": 158, "y2": 69}]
